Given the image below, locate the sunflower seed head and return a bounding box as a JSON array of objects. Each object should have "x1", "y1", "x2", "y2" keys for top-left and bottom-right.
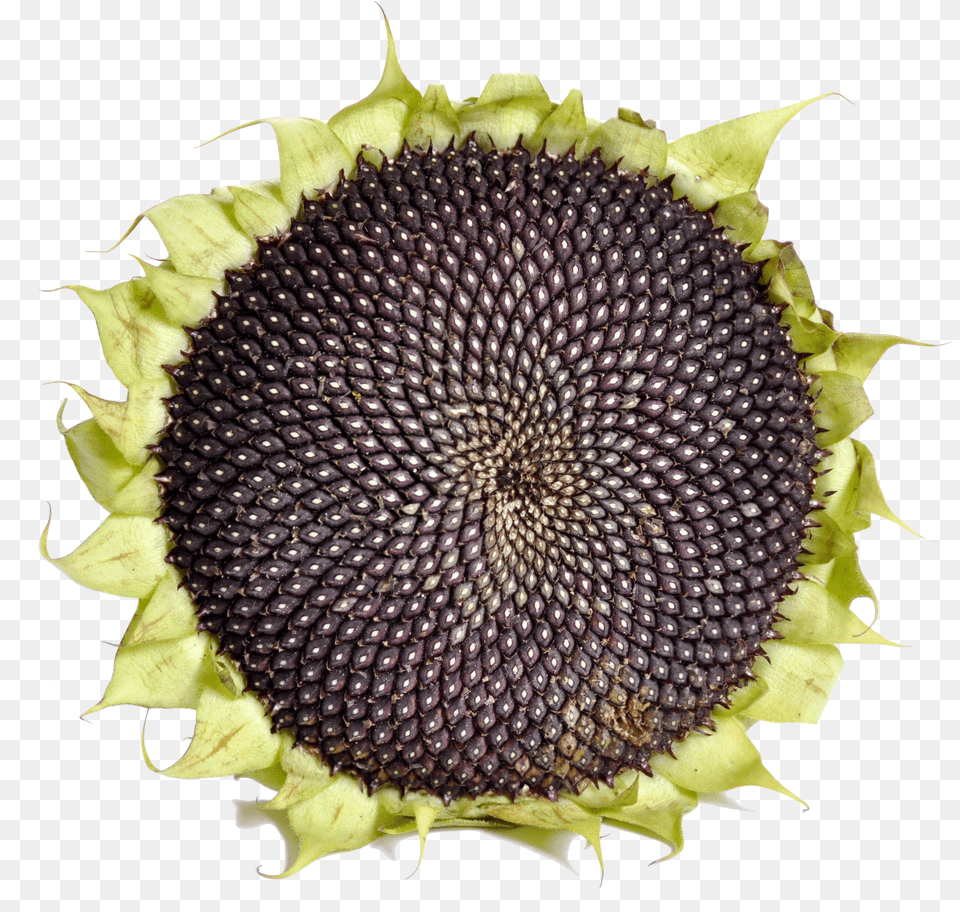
[{"x1": 155, "y1": 140, "x2": 819, "y2": 803}]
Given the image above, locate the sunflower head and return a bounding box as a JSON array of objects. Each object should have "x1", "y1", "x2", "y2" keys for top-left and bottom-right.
[{"x1": 45, "y1": 16, "x2": 920, "y2": 875}]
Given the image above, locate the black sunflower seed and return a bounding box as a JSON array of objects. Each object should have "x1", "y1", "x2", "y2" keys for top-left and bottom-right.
[{"x1": 155, "y1": 140, "x2": 820, "y2": 803}]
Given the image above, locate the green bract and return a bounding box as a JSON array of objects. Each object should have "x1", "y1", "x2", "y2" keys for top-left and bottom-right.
[{"x1": 46, "y1": 17, "x2": 918, "y2": 875}]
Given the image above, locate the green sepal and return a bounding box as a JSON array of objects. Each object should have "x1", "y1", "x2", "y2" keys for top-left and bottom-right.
[
  {"x1": 161, "y1": 679, "x2": 281, "y2": 780},
  {"x1": 801, "y1": 510, "x2": 856, "y2": 563},
  {"x1": 817, "y1": 437, "x2": 870, "y2": 533},
  {"x1": 328, "y1": 16, "x2": 421, "y2": 162},
  {"x1": 122, "y1": 379, "x2": 175, "y2": 463},
  {"x1": 754, "y1": 237, "x2": 786, "y2": 274},
  {"x1": 832, "y1": 332, "x2": 929, "y2": 382},
  {"x1": 380, "y1": 815, "x2": 510, "y2": 835},
  {"x1": 583, "y1": 115, "x2": 602, "y2": 137},
  {"x1": 404, "y1": 84, "x2": 462, "y2": 152},
  {"x1": 123, "y1": 573, "x2": 200, "y2": 646},
  {"x1": 584, "y1": 108, "x2": 668, "y2": 177},
  {"x1": 571, "y1": 773, "x2": 640, "y2": 812},
  {"x1": 66, "y1": 280, "x2": 189, "y2": 387},
  {"x1": 111, "y1": 191, "x2": 255, "y2": 279},
  {"x1": 759, "y1": 241, "x2": 822, "y2": 333},
  {"x1": 818, "y1": 552, "x2": 885, "y2": 636},
  {"x1": 775, "y1": 242, "x2": 819, "y2": 316},
  {"x1": 802, "y1": 344, "x2": 839, "y2": 376},
  {"x1": 783, "y1": 312, "x2": 840, "y2": 361},
  {"x1": 65, "y1": 379, "x2": 173, "y2": 466},
  {"x1": 57, "y1": 405, "x2": 161, "y2": 517},
  {"x1": 604, "y1": 808, "x2": 687, "y2": 862},
  {"x1": 486, "y1": 799, "x2": 604, "y2": 865},
  {"x1": 746, "y1": 641, "x2": 844, "y2": 724},
  {"x1": 818, "y1": 437, "x2": 915, "y2": 536},
  {"x1": 116, "y1": 597, "x2": 149, "y2": 649},
  {"x1": 329, "y1": 100, "x2": 411, "y2": 166},
  {"x1": 87, "y1": 632, "x2": 215, "y2": 713},
  {"x1": 378, "y1": 789, "x2": 443, "y2": 818},
  {"x1": 274, "y1": 776, "x2": 392, "y2": 878},
  {"x1": 205, "y1": 112, "x2": 357, "y2": 217},
  {"x1": 666, "y1": 95, "x2": 832, "y2": 210},
  {"x1": 137, "y1": 258, "x2": 221, "y2": 329},
  {"x1": 811, "y1": 370, "x2": 873, "y2": 446},
  {"x1": 527, "y1": 89, "x2": 588, "y2": 157},
  {"x1": 848, "y1": 438, "x2": 916, "y2": 534},
  {"x1": 457, "y1": 74, "x2": 552, "y2": 151},
  {"x1": 829, "y1": 550, "x2": 878, "y2": 603},
  {"x1": 777, "y1": 574, "x2": 894, "y2": 646},
  {"x1": 269, "y1": 118, "x2": 355, "y2": 204},
  {"x1": 242, "y1": 763, "x2": 287, "y2": 794},
  {"x1": 444, "y1": 791, "x2": 511, "y2": 820},
  {"x1": 41, "y1": 512, "x2": 169, "y2": 598},
  {"x1": 63, "y1": 383, "x2": 126, "y2": 450},
  {"x1": 227, "y1": 179, "x2": 294, "y2": 238},
  {"x1": 712, "y1": 191, "x2": 769, "y2": 253},
  {"x1": 265, "y1": 740, "x2": 333, "y2": 811},
  {"x1": 652, "y1": 715, "x2": 801, "y2": 802},
  {"x1": 757, "y1": 240, "x2": 797, "y2": 311},
  {"x1": 207, "y1": 657, "x2": 244, "y2": 704},
  {"x1": 95, "y1": 455, "x2": 160, "y2": 518},
  {"x1": 602, "y1": 777, "x2": 697, "y2": 861},
  {"x1": 716, "y1": 675, "x2": 770, "y2": 718},
  {"x1": 485, "y1": 796, "x2": 596, "y2": 829},
  {"x1": 403, "y1": 804, "x2": 442, "y2": 863}
]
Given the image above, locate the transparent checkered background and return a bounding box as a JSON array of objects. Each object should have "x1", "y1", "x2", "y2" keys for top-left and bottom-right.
[{"x1": 4, "y1": 0, "x2": 958, "y2": 906}]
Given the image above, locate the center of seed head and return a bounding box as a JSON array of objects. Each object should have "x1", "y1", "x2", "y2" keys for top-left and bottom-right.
[
  {"x1": 495, "y1": 465, "x2": 521, "y2": 491},
  {"x1": 155, "y1": 140, "x2": 820, "y2": 804}
]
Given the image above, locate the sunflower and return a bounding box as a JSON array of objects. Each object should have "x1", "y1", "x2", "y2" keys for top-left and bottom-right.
[{"x1": 44, "y1": 17, "x2": 918, "y2": 875}]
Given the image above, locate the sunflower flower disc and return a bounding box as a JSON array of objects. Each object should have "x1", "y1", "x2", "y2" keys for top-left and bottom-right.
[{"x1": 157, "y1": 141, "x2": 820, "y2": 804}]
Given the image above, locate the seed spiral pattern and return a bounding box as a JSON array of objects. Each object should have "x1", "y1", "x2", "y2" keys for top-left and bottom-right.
[{"x1": 155, "y1": 140, "x2": 820, "y2": 803}]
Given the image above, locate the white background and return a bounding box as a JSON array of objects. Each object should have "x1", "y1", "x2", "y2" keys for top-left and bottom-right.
[{"x1": 6, "y1": 0, "x2": 958, "y2": 907}]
